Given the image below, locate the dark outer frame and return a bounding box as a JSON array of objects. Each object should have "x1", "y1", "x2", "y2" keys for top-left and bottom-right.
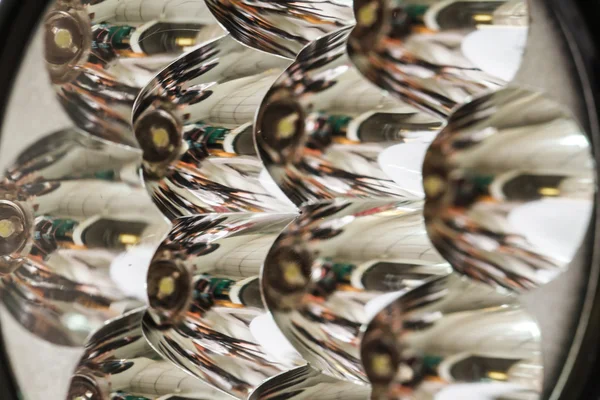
[
  {"x1": 0, "y1": 0, "x2": 599, "y2": 399},
  {"x1": 545, "y1": 0, "x2": 600, "y2": 397}
]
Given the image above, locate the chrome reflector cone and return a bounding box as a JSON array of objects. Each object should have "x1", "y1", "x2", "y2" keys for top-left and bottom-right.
[
  {"x1": 423, "y1": 87, "x2": 595, "y2": 292},
  {"x1": 67, "y1": 309, "x2": 232, "y2": 400},
  {"x1": 1, "y1": 260, "x2": 133, "y2": 347},
  {"x1": 44, "y1": 0, "x2": 223, "y2": 145},
  {"x1": 262, "y1": 199, "x2": 450, "y2": 383},
  {"x1": 0, "y1": 130, "x2": 170, "y2": 344},
  {"x1": 347, "y1": 0, "x2": 528, "y2": 117},
  {"x1": 132, "y1": 35, "x2": 296, "y2": 219},
  {"x1": 256, "y1": 28, "x2": 442, "y2": 205},
  {"x1": 204, "y1": 0, "x2": 355, "y2": 58},
  {"x1": 364, "y1": 274, "x2": 542, "y2": 399},
  {"x1": 248, "y1": 364, "x2": 371, "y2": 400},
  {"x1": 144, "y1": 213, "x2": 302, "y2": 398}
]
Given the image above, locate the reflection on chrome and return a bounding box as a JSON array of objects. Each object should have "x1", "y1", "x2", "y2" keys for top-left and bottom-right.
[
  {"x1": 144, "y1": 212, "x2": 304, "y2": 398},
  {"x1": 133, "y1": 35, "x2": 296, "y2": 219},
  {"x1": 68, "y1": 309, "x2": 231, "y2": 400},
  {"x1": 1, "y1": 260, "x2": 134, "y2": 347},
  {"x1": 423, "y1": 87, "x2": 595, "y2": 292},
  {"x1": 256, "y1": 28, "x2": 442, "y2": 205},
  {"x1": 347, "y1": 0, "x2": 528, "y2": 117},
  {"x1": 262, "y1": 198, "x2": 450, "y2": 384},
  {"x1": 249, "y1": 364, "x2": 370, "y2": 400},
  {"x1": 204, "y1": 0, "x2": 354, "y2": 58},
  {"x1": 44, "y1": 0, "x2": 223, "y2": 145},
  {"x1": 364, "y1": 274, "x2": 542, "y2": 399},
  {"x1": 0, "y1": 130, "x2": 170, "y2": 345}
]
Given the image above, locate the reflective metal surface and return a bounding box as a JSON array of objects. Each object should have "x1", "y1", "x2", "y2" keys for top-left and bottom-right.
[
  {"x1": 0, "y1": 130, "x2": 170, "y2": 345},
  {"x1": 423, "y1": 87, "x2": 595, "y2": 292},
  {"x1": 249, "y1": 364, "x2": 371, "y2": 400},
  {"x1": 144, "y1": 212, "x2": 303, "y2": 398},
  {"x1": 133, "y1": 35, "x2": 296, "y2": 219},
  {"x1": 204, "y1": 0, "x2": 355, "y2": 58},
  {"x1": 68, "y1": 308, "x2": 232, "y2": 399},
  {"x1": 262, "y1": 198, "x2": 450, "y2": 384},
  {"x1": 0, "y1": 0, "x2": 596, "y2": 399},
  {"x1": 347, "y1": 0, "x2": 529, "y2": 117},
  {"x1": 44, "y1": 0, "x2": 224, "y2": 145},
  {"x1": 256, "y1": 28, "x2": 442, "y2": 205},
  {"x1": 364, "y1": 274, "x2": 542, "y2": 399}
]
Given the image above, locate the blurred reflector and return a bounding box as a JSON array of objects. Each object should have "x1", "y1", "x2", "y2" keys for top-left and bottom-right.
[
  {"x1": 67, "y1": 308, "x2": 232, "y2": 399},
  {"x1": 204, "y1": 0, "x2": 355, "y2": 58},
  {"x1": 423, "y1": 87, "x2": 595, "y2": 292},
  {"x1": 347, "y1": 0, "x2": 528, "y2": 117},
  {"x1": 0, "y1": 130, "x2": 170, "y2": 345},
  {"x1": 363, "y1": 274, "x2": 542, "y2": 399}
]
